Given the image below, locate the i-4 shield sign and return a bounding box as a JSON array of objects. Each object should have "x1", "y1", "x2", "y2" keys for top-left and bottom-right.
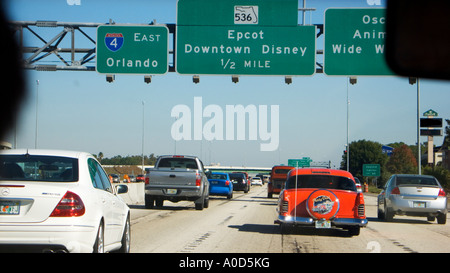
[{"x1": 105, "y1": 33, "x2": 124, "y2": 52}]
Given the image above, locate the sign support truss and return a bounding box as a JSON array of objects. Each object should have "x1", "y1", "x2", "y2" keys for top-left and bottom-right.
[{"x1": 10, "y1": 20, "x2": 321, "y2": 74}]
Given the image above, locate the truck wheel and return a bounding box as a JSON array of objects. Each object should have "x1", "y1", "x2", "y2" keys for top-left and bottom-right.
[
  {"x1": 204, "y1": 195, "x2": 209, "y2": 208},
  {"x1": 155, "y1": 198, "x2": 164, "y2": 208},
  {"x1": 145, "y1": 195, "x2": 154, "y2": 209},
  {"x1": 195, "y1": 196, "x2": 204, "y2": 210}
]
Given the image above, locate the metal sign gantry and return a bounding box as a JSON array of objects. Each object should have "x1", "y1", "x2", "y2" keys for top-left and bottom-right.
[
  {"x1": 9, "y1": 20, "x2": 322, "y2": 76},
  {"x1": 10, "y1": 21, "x2": 103, "y2": 71}
]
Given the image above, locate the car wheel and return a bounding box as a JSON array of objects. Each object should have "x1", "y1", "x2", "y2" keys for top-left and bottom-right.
[
  {"x1": 437, "y1": 213, "x2": 447, "y2": 225},
  {"x1": 384, "y1": 206, "x2": 394, "y2": 222},
  {"x1": 93, "y1": 221, "x2": 104, "y2": 253},
  {"x1": 114, "y1": 214, "x2": 131, "y2": 253},
  {"x1": 377, "y1": 202, "x2": 385, "y2": 219}
]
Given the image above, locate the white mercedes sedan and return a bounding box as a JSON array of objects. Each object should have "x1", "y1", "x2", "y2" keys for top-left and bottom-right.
[{"x1": 0, "y1": 149, "x2": 130, "y2": 253}]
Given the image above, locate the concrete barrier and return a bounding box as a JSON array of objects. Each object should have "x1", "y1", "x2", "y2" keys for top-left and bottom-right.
[{"x1": 116, "y1": 182, "x2": 144, "y2": 205}]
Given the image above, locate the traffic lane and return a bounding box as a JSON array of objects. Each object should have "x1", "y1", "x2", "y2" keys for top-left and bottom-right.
[
  {"x1": 129, "y1": 185, "x2": 283, "y2": 253},
  {"x1": 129, "y1": 189, "x2": 450, "y2": 253},
  {"x1": 279, "y1": 194, "x2": 450, "y2": 253},
  {"x1": 363, "y1": 194, "x2": 450, "y2": 253}
]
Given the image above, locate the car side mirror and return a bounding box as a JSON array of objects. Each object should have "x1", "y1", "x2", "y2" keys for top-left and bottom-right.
[{"x1": 116, "y1": 184, "x2": 128, "y2": 194}]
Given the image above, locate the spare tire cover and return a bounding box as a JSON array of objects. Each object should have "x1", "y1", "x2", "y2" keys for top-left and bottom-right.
[{"x1": 306, "y1": 189, "x2": 340, "y2": 220}]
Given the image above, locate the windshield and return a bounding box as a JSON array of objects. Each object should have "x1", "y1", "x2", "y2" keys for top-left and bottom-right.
[
  {"x1": 286, "y1": 175, "x2": 356, "y2": 192},
  {"x1": 0, "y1": 155, "x2": 78, "y2": 182}
]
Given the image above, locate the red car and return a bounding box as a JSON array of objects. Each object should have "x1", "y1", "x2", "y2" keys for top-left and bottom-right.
[{"x1": 275, "y1": 168, "x2": 367, "y2": 236}]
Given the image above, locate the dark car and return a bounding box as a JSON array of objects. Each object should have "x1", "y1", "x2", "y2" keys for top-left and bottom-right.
[{"x1": 229, "y1": 173, "x2": 249, "y2": 193}]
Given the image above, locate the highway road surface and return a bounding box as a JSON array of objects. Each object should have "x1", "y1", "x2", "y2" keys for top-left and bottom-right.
[{"x1": 129, "y1": 184, "x2": 450, "y2": 253}]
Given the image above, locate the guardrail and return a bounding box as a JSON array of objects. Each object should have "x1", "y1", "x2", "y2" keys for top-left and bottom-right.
[{"x1": 116, "y1": 182, "x2": 144, "y2": 205}]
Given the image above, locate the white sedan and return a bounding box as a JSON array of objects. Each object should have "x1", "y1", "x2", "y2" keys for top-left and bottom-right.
[
  {"x1": 0, "y1": 149, "x2": 130, "y2": 253},
  {"x1": 251, "y1": 177, "x2": 263, "y2": 186}
]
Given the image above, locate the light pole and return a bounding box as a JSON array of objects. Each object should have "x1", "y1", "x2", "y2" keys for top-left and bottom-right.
[
  {"x1": 35, "y1": 80, "x2": 39, "y2": 149},
  {"x1": 142, "y1": 101, "x2": 145, "y2": 175}
]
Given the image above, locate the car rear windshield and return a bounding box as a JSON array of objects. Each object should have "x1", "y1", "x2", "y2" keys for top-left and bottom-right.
[
  {"x1": 0, "y1": 155, "x2": 78, "y2": 182},
  {"x1": 210, "y1": 173, "x2": 228, "y2": 180},
  {"x1": 157, "y1": 157, "x2": 198, "y2": 169},
  {"x1": 286, "y1": 175, "x2": 356, "y2": 191},
  {"x1": 229, "y1": 173, "x2": 245, "y2": 182},
  {"x1": 396, "y1": 176, "x2": 438, "y2": 186}
]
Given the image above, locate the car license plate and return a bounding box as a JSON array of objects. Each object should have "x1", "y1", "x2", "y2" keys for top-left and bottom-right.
[
  {"x1": 0, "y1": 201, "x2": 20, "y2": 215},
  {"x1": 315, "y1": 219, "x2": 331, "y2": 229},
  {"x1": 166, "y1": 189, "x2": 177, "y2": 195},
  {"x1": 413, "y1": 201, "x2": 426, "y2": 208}
]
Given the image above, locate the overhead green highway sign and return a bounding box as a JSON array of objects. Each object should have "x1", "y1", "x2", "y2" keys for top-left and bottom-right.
[
  {"x1": 324, "y1": 8, "x2": 395, "y2": 76},
  {"x1": 288, "y1": 157, "x2": 312, "y2": 168},
  {"x1": 363, "y1": 164, "x2": 380, "y2": 177},
  {"x1": 176, "y1": 0, "x2": 316, "y2": 76},
  {"x1": 96, "y1": 25, "x2": 169, "y2": 74}
]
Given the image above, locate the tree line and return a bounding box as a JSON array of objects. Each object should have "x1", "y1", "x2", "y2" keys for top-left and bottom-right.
[
  {"x1": 340, "y1": 120, "x2": 450, "y2": 189},
  {"x1": 94, "y1": 152, "x2": 158, "y2": 166}
]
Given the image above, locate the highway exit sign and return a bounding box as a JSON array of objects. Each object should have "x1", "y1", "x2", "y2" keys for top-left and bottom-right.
[
  {"x1": 288, "y1": 157, "x2": 312, "y2": 168},
  {"x1": 176, "y1": 0, "x2": 316, "y2": 76},
  {"x1": 96, "y1": 25, "x2": 169, "y2": 74},
  {"x1": 363, "y1": 164, "x2": 380, "y2": 177},
  {"x1": 324, "y1": 8, "x2": 395, "y2": 76}
]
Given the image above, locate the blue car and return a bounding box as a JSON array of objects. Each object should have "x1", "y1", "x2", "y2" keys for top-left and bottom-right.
[{"x1": 208, "y1": 172, "x2": 233, "y2": 199}]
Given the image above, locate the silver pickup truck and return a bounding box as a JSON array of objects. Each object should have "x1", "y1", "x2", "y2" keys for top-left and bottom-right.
[{"x1": 144, "y1": 155, "x2": 210, "y2": 210}]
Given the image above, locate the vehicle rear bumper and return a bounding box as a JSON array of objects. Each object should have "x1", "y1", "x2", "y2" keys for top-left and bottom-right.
[
  {"x1": 145, "y1": 185, "x2": 202, "y2": 198},
  {"x1": 210, "y1": 187, "x2": 231, "y2": 196},
  {"x1": 0, "y1": 223, "x2": 96, "y2": 253},
  {"x1": 275, "y1": 215, "x2": 368, "y2": 227},
  {"x1": 389, "y1": 196, "x2": 448, "y2": 215}
]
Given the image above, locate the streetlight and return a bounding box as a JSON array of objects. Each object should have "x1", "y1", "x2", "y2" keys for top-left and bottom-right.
[
  {"x1": 35, "y1": 80, "x2": 39, "y2": 149},
  {"x1": 142, "y1": 101, "x2": 145, "y2": 175}
]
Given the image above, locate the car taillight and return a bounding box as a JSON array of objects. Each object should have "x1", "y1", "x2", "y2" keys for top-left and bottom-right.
[
  {"x1": 196, "y1": 172, "x2": 201, "y2": 186},
  {"x1": 225, "y1": 180, "x2": 230, "y2": 186},
  {"x1": 355, "y1": 193, "x2": 365, "y2": 218},
  {"x1": 50, "y1": 191, "x2": 85, "y2": 217},
  {"x1": 145, "y1": 177, "x2": 149, "y2": 185},
  {"x1": 439, "y1": 189, "x2": 446, "y2": 197},
  {"x1": 391, "y1": 187, "x2": 400, "y2": 195}
]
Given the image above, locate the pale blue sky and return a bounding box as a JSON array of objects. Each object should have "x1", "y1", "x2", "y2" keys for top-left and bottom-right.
[{"x1": 4, "y1": 0, "x2": 450, "y2": 168}]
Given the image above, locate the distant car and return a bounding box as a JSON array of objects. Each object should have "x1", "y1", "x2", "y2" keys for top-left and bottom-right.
[
  {"x1": 0, "y1": 149, "x2": 130, "y2": 253},
  {"x1": 208, "y1": 172, "x2": 233, "y2": 199},
  {"x1": 268, "y1": 165, "x2": 294, "y2": 198},
  {"x1": 136, "y1": 174, "x2": 145, "y2": 182},
  {"x1": 251, "y1": 177, "x2": 263, "y2": 186},
  {"x1": 354, "y1": 177, "x2": 362, "y2": 193},
  {"x1": 229, "y1": 173, "x2": 249, "y2": 193},
  {"x1": 377, "y1": 174, "x2": 447, "y2": 224},
  {"x1": 275, "y1": 168, "x2": 367, "y2": 236},
  {"x1": 123, "y1": 175, "x2": 136, "y2": 183},
  {"x1": 110, "y1": 173, "x2": 120, "y2": 183}
]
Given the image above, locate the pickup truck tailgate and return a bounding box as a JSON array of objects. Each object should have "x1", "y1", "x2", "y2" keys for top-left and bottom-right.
[{"x1": 149, "y1": 168, "x2": 199, "y2": 187}]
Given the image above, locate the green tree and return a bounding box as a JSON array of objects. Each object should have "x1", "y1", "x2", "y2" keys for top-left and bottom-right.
[
  {"x1": 386, "y1": 144, "x2": 417, "y2": 174},
  {"x1": 340, "y1": 139, "x2": 389, "y2": 181}
]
